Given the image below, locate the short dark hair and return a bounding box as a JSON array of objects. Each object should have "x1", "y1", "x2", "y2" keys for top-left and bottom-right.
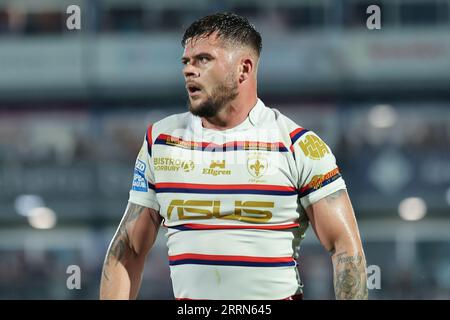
[{"x1": 182, "y1": 12, "x2": 262, "y2": 57}]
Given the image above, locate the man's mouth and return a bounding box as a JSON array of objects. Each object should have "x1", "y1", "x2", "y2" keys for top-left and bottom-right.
[{"x1": 186, "y1": 83, "x2": 202, "y2": 96}]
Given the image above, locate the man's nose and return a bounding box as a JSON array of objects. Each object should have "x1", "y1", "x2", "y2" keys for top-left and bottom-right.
[{"x1": 183, "y1": 64, "x2": 199, "y2": 79}]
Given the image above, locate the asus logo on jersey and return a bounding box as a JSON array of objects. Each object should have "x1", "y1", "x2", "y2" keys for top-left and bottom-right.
[{"x1": 167, "y1": 200, "x2": 274, "y2": 223}]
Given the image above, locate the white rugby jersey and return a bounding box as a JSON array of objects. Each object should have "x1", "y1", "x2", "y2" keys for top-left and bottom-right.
[{"x1": 129, "y1": 99, "x2": 346, "y2": 300}]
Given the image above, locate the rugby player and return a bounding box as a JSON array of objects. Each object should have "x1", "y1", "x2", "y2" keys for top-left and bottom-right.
[{"x1": 100, "y1": 12, "x2": 368, "y2": 300}]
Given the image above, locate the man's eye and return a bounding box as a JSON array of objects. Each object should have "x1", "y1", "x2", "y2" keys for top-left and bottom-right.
[{"x1": 200, "y1": 57, "x2": 209, "y2": 63}]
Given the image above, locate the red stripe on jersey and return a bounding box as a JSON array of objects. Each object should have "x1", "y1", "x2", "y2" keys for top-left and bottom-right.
[
  {"x1": 169, "y1": 253, "x2": 294, "y2": 263},
  {"x1": 289, "y1": 127, "x2": 305, "y2": 139},
  {"x1": 156, "y1": 182, "x2": 296, "y2": 192},
  {"x1": 156, "y1": 134, "x2": 287, "y2": 150},
  {"x1": 147, "y1": 124, "x2": 153, "y2": 145}
]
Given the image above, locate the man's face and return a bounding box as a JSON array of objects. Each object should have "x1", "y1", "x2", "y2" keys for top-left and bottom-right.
[{"x1": 182, "y1": 33, "x2": 239, "y2": 118}]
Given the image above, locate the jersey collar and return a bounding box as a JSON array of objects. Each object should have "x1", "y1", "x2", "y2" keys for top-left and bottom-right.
[
  {"x1": 190, "y1": 98, "x2": 266, "y2": 133},
  {"x1": 248, "y1": 98, "x2": 266, "y2": 127}
]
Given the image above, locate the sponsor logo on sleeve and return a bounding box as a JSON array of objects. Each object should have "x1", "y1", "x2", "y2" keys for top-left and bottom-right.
[
  {"x1": 299, "y1": 135, "x2": 329, "y2": 160},
  {"x1": 132, "y1": 159, "x2": 148, "y2": 192}
]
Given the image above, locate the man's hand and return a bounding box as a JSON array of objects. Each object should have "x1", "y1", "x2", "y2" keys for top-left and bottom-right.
[
  {"x1": 306, "y1": 189, "x2": 368, "y2": 299},
  {"x1": 100, "y1": 202, "x2": 161, "y2": 300}
]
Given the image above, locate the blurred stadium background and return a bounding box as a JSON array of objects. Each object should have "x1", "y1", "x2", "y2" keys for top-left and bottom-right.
[{"x1": 0, "y1": 0, "x2": 450, "y2": 299}]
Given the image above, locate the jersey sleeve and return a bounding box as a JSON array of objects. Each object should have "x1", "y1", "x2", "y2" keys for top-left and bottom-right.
[
  {"x1": 128, "y1": 125, "x2": 160, "y2": 211},
  {"x1": 292, "y1": 129, "x2": 346, "y2": 209}
]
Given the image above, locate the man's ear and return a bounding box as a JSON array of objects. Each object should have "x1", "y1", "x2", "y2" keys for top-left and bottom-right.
[{"x1": 239, "y1": 57, "x2": 254, "y2": 83}]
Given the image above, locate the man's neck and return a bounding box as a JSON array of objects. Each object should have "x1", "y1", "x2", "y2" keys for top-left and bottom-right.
[{"x1": 201, "y1": 96, "x2": 258, "y2": 130}]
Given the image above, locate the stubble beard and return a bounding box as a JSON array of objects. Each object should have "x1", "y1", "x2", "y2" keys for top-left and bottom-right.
[{"x1": 188, "y1": 75, "x2": 239, "y2": 118}]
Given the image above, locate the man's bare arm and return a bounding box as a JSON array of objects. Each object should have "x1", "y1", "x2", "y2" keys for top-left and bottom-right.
[
  {"x1": 100, "y1": 202, "x2": 162, "y2": 300},
  {"x1": 306, "y1": 189, "x2": 368, "y2": 300}
]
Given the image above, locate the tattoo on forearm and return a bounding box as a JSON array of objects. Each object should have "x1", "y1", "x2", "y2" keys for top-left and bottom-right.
[
  {"x1": 101, "y1": 204, "x2": 147, "y2": 281},
  {"x1": 333, "y1": 252, "x2": 368, "y2": 300},
  {"x1": 325, "y1": 189, "x2": 345, "y2": 203}
]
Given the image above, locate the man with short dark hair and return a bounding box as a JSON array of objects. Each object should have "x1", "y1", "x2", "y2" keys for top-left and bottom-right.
[{"x1": 100, "y1": 12, "x2": 368, "y2": 300}]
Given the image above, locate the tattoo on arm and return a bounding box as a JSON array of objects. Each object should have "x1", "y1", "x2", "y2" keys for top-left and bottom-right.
[
  {"x1": 333, "y1": 252, "x2": 368, "y2": 300},
  {"x1": 101, "y1": 203, "x2": 148, "y2": 281}
]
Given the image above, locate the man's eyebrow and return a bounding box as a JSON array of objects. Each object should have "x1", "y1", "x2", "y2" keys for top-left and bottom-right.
[{"x1": 181, "y1": 52, "x2": 214, "y2": 63}]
